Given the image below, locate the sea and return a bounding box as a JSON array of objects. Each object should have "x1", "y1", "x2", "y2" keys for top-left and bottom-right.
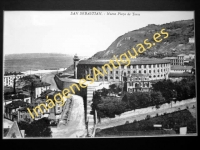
[{"x1": 4, "y1": 54, "x2": 74, "y2": 73}]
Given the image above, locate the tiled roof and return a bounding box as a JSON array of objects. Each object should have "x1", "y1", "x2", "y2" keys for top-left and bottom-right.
[
  {"x1": 5, "y1": 100, "x2": 29, "y2": 109},
  {"x1": 4, "y1": 94, "x2": 29, "y2": 100},
  {"x1": 171, "y1": 65, "x2": 193, "y2": 70},
  {"x1": 78, "y1": 58, "x2": 170, "y2": 65}
]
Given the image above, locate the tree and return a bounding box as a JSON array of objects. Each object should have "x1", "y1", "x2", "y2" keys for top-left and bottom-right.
[{"x1": 18, "y1": 118, "x2": 52, "y2": 137}]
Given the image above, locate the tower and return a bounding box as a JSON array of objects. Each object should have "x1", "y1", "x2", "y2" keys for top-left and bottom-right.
[{"x1": 73, "y1": 54, "x2": 80, "y2": 79}]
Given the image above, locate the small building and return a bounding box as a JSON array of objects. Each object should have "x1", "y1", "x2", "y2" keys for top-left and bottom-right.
[
  {"x1": 4, "y1": 100, "x2": 30, "y2": 121},
  {"x1": 126, "y1": 73, "x2": 152, "y2": 93}
]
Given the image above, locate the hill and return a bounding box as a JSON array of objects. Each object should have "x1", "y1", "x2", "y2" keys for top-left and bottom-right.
[{"x1": 64, "y1": 19, "x2": 195, "y2": 73}]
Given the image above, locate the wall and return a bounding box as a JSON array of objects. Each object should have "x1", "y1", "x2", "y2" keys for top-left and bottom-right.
[{"x1": 99, "y1": 98, "x2": 196, "y2": 126}]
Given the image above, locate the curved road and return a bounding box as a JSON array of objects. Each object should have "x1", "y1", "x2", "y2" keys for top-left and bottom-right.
[
  {"x1": 41, "y1": 72, "x2": 60, "y2": 90},
  {"x1": 52, "y1": 95, "x2": 87, "y2": 138}
]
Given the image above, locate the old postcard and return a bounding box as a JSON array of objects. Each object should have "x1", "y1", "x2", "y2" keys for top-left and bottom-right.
[{"x1": 3, "y1": 11, "x2": 197, "y2": 138}]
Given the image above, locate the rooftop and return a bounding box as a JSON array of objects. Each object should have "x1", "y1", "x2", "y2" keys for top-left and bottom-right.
[
  {"x1": 78, "y1": 58, "x2": 170, "y2": 65},
  {"x1": 4, "y1": 93, "x2": 30, "y2": 100},
  {"x1": 163, "y1": 57, "x2": 177, "y2": 60},
  {"x1": 4, "y1": 72, "x2": 24, "y2": 76},
  {"x1": 5, "y1": 100, "x2": 30, "y2": 109}
]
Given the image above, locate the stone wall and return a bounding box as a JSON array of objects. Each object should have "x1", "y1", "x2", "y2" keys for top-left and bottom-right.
[{"x1": 99, "y1": 98, "x2": 196, "y2": 125}]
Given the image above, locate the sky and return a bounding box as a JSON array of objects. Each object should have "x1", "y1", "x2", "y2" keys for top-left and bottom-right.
[{"x1": 4, "y1": 11, "x2": 194, "y2": 57}]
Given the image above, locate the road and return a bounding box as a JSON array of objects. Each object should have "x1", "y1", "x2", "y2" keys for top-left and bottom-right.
[
  {"x1": 97, "y1": 102, "x2": 196, "y2": 130},
  {"x1": 51, "y1": 95, "x2": 87, "y2": 138},
  {"x1": 41, "y1": 72, "x2": 60, "y2": 90}
]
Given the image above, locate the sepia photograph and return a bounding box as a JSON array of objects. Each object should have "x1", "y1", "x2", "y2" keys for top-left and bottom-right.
[{"x1": 3, "y1": 11, "x2": 197, "y2": 138}]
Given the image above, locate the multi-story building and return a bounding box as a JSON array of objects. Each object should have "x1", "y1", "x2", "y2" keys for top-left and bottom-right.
[
  {"x1": 77, "y1": 57, "x2": 171, "y2": 82},
  {"x1": 4, "y1": 72, "x2": 24, "y2": 87},
  {"x1": 126, "y1": 73, "x2": 151, "y2": 93},
  {"x1": 163, "y1": 54, "x2": 184, "y2": 66}
]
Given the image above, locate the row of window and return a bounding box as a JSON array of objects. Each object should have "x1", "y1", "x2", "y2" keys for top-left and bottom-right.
[
  {"x1": 84, "y1": 63, "x2": 170, "y2": 69},
  {"x1": 89, "y1": 68, "x2": 169, "y2": 75},
  {"x1": 95, "y1": 74, "x2": 166, "y2": 80}
]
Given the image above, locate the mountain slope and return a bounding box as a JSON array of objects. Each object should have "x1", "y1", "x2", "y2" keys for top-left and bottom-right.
[{"x1": 89, "y1": 19, "x2": 194, "y2": 59}]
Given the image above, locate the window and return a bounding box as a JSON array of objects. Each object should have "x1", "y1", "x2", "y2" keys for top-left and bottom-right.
[
  {"x1": 121, "y1": 66, "x2": 124, "y2": 69},
  {"x1": 149, "y1": 70, "x2": 151, "y2": 73},
  {"x1": 144, "y1": 70, "x2": 146, "y2": 73},
  {"x1": 138, "y1": 65, "x2": 141, "y2": 68},
  {"x1": 158, "y1": 69, "x2": 159, "y2": 72},
  {"x1": 105, "y1": 76, "x2": 108, "y2": 79},
  {"x1": 57, "y1": 107, "x2": 60, "y2": 110},
  {"x1": 133, "y1": 70, "x2": 136, "y2": 73},
  {"x1": 149, "y1": 65, "x2": 151, "y2": 68},
  {"x1": 110, "y1": 77, "x2": 113, "y2": 79},
  {"x1": 139, "y1": 70, "x2": 141, "y2": 73},
  {"x1": 110, "y1": 71, "x2": 112, "y2": 74},
  {"x1": 127, "y1": 65, "x2": 130, "y2": 68},
  {"x1": 116, "y1": 71, "x2": 118, "y2": 74},
  {"x1": 144, "y1": 65, "x2": 146, "y2": 68},
  {"x1": 128, "y1": 71, "x2": 130, "y2": 74},
  {"x1": 116, "y1": 76, "x2": 119, "y2": 79},
  {"x1": 133, "y1": 65, "x2": 136, "y2": 68},
  {"x1": 158, "y1": 75, "x2": 160, "y2": 77},
  {"x1": 149, "y1": 76, "x2": 151, "y2": 78}
]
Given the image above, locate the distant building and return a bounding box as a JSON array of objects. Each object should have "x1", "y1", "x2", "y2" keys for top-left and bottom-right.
[
  {"x1": 163, "y1": 54, "x2": 184, "y2": 66},
  {"x1": 170, "y1": 65, "x2": 193, "y2": 73},
  {"x1": 4, "y1": 72, "x2": 24, "y2": 87},
  {"x1": 126, "y1": 73, "x2": 151, "y2": 93}
]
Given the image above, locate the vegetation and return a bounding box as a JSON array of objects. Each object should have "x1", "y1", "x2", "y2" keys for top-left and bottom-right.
[
  {"x1": 92, "y1": 78, "x2": 195, "y2": 118},
  {"x1": 18, "y1": 118, "x2": 52, "y2": 137},
  {"x1": 152, "y1": 78, "x2": 196, "y2": 101},
  {"x1": 95, "y1": 109, "x2": 196, "y2": 137}
]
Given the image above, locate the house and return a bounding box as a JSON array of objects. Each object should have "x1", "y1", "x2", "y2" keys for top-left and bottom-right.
[
  {"x1": 22, "y1": 81, "x2": 51, "y2": 103},
  {"x1": 4, "y1": 121, "x2": 24, "y2": 138},
  {"x1": 4, "y1": 100, "x2": 30, "y2": 121},
  {"x1": 4, "y1": 72, "x2": 25, "y2": 87},
  {"x1": 126, "y1": 73, "x2": 152, "y2": 93}
]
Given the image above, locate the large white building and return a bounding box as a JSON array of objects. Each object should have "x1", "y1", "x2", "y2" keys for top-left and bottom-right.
[
  {"x1": 77, "y1": 57, "x2": 171, "y2": 82},
  {"x1": 4, "y1": 72, "x2": 24, "y2": 87}
]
